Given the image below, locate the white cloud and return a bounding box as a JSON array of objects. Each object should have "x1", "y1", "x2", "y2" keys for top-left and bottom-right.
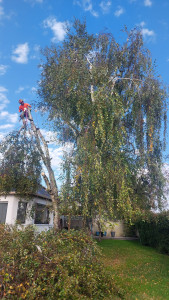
[
  {"x1": 100, "y1": 1, "x2": 111, "y2": 14},
  {"x1": 114, "y1": 6, "x2": 124, "y2": 17},
  {"x1": 0, "y1": 132, "x2": 6, "y2": 141},
  {"x1": 144, "y1": 0, "x2": 152, "y2": 7},
  {"x1": 43, "y1": 17, "x2": 68, "y2": 42},
  {"x1": 0, "y1": 111, "x2": 18, "y2": 123},
  {"x1": 31, "y1": 87, "x2": 37, "y2": 94},
  {"x1": 0, "y1": 124, "x2": 14, "y2": 130},
  {"x1": 0, "y1": 86, "x2": 9, "y2": 111},
  {"x1": 15, "y1": 86, "x2": 25, "y2": 94},
  {"x1": 49, "y1": 142, "x2": 73, "y2": 170},
  {"x1": 141, "y1": 28, "x2": 155, "y2": 37},
  {"x1": 140, "y1": 21, "x2": 146, "y2": 27},
  {"x1": 0, "y1": 5, "x2": 4, "y2": 17},
  {"x1": 31, "y1": 44, "x2": 40, "y2": 59},
  {"x1": 139, "y1": 22, "x2": 155, "y2": 41},
  {"x1": 0, "y1": 64, "x2": 8, "y2": 75},
  {"x1": 11, "y1": 43, "x2": 29, "y2": 64},
  {"x1": 24, "y1": 0, "x2": 43, "y2": 4},
  {"x1": 0, "y1": 86, "x2": 7, "y2": 93},
  {"x1": 74, "y1": 0, "x2": 98, "y2": 17},
  {"x1": 40, "y1": 129, "x2": 58, "y2": 146}
]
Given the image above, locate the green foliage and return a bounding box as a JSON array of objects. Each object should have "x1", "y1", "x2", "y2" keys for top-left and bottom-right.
[
  {"x1": 0, "y1": 131, "x2": 42, "y2": 198},
  {"x1": 136, "y1": 211, "x2": 169, "y2": 254},
  {"x1": 38, "y1": 19, "x2": 167, "y2": 222},
  {"x1": 0, "y1": 225, "x2": 114, "y2": 299}
]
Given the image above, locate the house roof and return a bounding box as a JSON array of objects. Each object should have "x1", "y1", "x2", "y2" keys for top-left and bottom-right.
[
  {"x1": 35, "y1": 186, "x2": 51, "y2": 200},
  {"x1": 2, "y1": 185, "x2": 51, "y2": 201}
]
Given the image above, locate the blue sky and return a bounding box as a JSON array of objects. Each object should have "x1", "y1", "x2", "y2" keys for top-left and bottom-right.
[{"x1": 1, "y1": 0, "x2": 169, "y2": 183}]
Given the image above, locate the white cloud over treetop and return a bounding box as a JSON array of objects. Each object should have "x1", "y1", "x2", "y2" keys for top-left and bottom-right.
[
  {"x1": 43, "y1": 17, "x2": 68, "y2": 42},
  {"x1": 99, "y1": 1, "x2": 111, "y2": 14},
  {"x1": 114, "y1": 6, "x2": 124, "y2": 17},
  {"x1": 11, "y1": 43, "x2": 29, "y2": 64},
  {"x1": 74, "y1": 0, "x2": 98, "y2": 17},
  {"x1": 139, "y1": 22, "x2": 155, "y2": 42},
  {"x1": 141, "y1": 28, "x2": 155, "y2": 37}
]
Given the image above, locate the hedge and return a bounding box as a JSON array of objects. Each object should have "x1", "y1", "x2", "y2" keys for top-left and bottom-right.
[{"x1": 136, "y1": 211, "x2": 169, "y2": 255}]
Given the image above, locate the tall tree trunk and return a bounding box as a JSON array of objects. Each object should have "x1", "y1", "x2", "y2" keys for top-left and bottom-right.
[{"x1": 27, "y1": 108, "x2": 60, "y2": 232}]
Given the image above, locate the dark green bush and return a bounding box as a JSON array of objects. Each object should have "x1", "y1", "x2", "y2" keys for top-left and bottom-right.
[
  {"x1": 0, "y1": 225, "x2": 115, "y2": 299},
  {"x1": 136, "y1": 211, "x2": 169, "y2": 255}
]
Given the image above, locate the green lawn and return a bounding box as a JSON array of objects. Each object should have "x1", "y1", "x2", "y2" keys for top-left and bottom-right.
[{"x1": 98, "y1": 239, "x2": 169, "y2": 300}]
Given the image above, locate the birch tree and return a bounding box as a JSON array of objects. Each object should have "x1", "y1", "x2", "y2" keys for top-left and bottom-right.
[{"x1": 38, "y1": 20, "x2": 167, "y2": 222}]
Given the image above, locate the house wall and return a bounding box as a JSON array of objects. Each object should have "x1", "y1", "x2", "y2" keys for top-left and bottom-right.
[
  {"x1": 0, "y1": 195, "x2": 18, "y2": 225},
  {"x1": 0, "y1": 194, "x2": 54, "y2": 232},
  {"x1": 60, "y1": 215, "x2": 125, "y2": 237}
]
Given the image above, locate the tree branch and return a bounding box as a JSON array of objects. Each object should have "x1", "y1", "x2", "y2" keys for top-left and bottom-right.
[
  {"x1": 41, "y1": 171, "x2": 51, "y2": 191},
  {"x1": 86, "y1": 56, "x2": 95, "y2": 103},
  {"x1": 63, "y1": 119, "x2": 80, "y2": 137}
]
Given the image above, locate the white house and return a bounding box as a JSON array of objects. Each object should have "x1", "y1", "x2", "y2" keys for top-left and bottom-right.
[
  {"x1": 0, "y1": 186, "x2": 54, "y2": 232},
  {"x1": 0, "y1": 186, "x2": 128, "y2": 237}
]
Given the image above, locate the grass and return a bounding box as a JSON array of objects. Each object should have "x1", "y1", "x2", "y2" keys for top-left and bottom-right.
[{"x1": 98, "y1": 239, "x2": 169, "y2": 300}]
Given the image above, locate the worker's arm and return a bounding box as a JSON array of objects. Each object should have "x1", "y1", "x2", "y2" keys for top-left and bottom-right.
[{"x1": 25, "y1": 103, "x2": 31, "y2": 108}]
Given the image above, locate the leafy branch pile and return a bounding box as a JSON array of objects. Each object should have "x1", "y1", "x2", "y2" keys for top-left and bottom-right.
[{"x1": 0, "y1": 225, "x2": 115, "y2": 299}]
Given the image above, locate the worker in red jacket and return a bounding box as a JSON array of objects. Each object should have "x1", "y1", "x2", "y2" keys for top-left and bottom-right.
[{"x1": 19, "y1": 99, "x2": 31, "y2": 124}]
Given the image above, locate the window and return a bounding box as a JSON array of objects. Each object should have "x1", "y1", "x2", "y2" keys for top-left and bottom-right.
[
  {"x1": 17, "y1": 202, "x2": 27, "y2": 224},
  {"x1": 0, "y1": 202, "x2": 8, "y2": 224},
  {"x1": 34, "y1": 203, "x2": 49, "y2": 224}
]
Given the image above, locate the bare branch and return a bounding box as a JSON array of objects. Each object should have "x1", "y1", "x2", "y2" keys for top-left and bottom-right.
[
  {"x1": 41, "y1": 171, "x2": 51, "y2": 191},
  {"x1": 86, "y1": 56, "x2": 95, "y2": 103}
]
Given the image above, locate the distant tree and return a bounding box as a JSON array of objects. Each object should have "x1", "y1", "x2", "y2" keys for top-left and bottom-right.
[{"x1": 37, "y1": 20, "x2": 167, "y2": 223}]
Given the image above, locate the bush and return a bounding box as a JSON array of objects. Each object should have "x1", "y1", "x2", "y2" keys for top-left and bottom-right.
[
  {"x1": 0, "y1": 225, "x2": 114, "y2": 299},
  {"x1": 136, "y1": 211, "x2": 169, "y2": 255}
]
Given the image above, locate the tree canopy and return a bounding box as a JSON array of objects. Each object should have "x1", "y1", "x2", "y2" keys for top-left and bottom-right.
[
  {"x1": 0, "y1": 131, "x2": 42, "y2": 198},
  {"x1": 37, "y1": 20, "x2": 167, "y2": 223}
]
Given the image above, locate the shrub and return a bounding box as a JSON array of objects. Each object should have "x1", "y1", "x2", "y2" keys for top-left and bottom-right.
[
  {"x1": 0, "y1": 225, "x2": 114, "y2": 299},
  {"x1": 136, "y1": 211, "x2": 169, "y2": 255}
]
